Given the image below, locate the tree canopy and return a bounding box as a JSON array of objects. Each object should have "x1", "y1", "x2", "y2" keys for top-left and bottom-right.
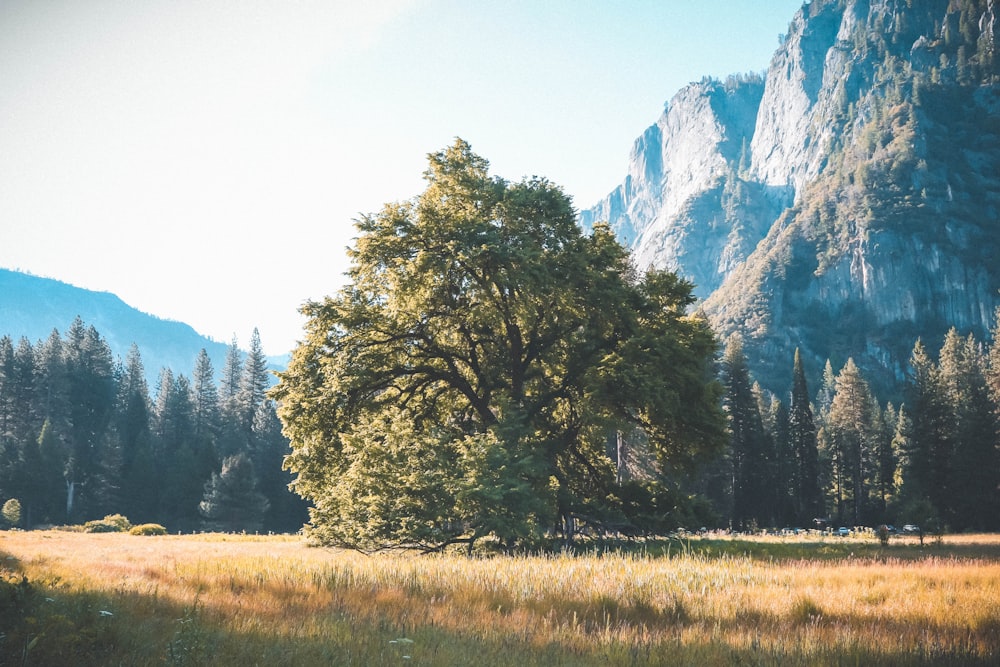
[{"x1": 273, "y1": 139, "x2": 726, "y2": 551}]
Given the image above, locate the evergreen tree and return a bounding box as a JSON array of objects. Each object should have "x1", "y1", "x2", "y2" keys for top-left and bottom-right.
[
  {"x1": 722, "y1": 338, "x2": 770, "y2": 530},
  {"x1": 872, "y1": 401, "x2": 899, "y2": 521},
  {"x1": 238, "y1": 328, "x2": 270, "y2": 435},
  {"x1": 35, "y1": 418, "x2": 67, "y2": 523},
  {"x1": 943, "y1": 331, "x2": 998, "y2": 530},
  {"x1": 826, "y1": 358, "x2": 875, "y2": 525},
  {"x1": 274, "y1": 140, "x2": 725, "y2": 550},
  {"x1": 249, "y1": 399, "x2": 308, "y2": 532},
  {"x1": 189, "y1": 348, "x2": 221, "y2": 517},
  {"x1": 199, "y1": 453, "x2": 270, "y2": 533},
  {"x1": 0, "y1": 337, "x2": 17, "y2": 502},
  {"x1": 156, "y1": 373, "x2": 202, "y2": 527},
  {"x1": 220, "y1": 336, "x2": 243, "y2": 403},
  {"x1": 218, "y1": 337, "x2": 246, "y2": 458},
  {"x1": 0, "y1": 336, "x2": 14, "y2": 451},
  {"x1": 35, "y1": 329, "x2": 69, "y2": 443},
  {"x1": 114, "y1": 345, "x2": 156, "y2": 521},
  {"x1": 789, "y1": 349, "x2": 822, "y2": 524},
  {"x1": 62, "y1": 320, "x2": 116, "y2": 520},
  {"x1": 815, "y1": 359, "x2": 837, "y2": 419},
  {"x1": 0, "y1": 338, "x2": 39, "y2": 524},
  {"x1": 901, "y1": 340, "x2": 950, "y2": 519},
  {"x1": 192, "y1": 349, "x2": 220, "y2": 450},
  {"x1": 767, "y1": 394, "x2": 795, "y2": 525},
  {"x1": 10, "y1": 338, "x2": 38, "y2": 448}
]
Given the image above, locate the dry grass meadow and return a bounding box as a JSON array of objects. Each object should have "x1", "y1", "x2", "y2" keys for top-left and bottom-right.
[{"x1": 1, "y1": 530, "x2": 999, "y2": 665}]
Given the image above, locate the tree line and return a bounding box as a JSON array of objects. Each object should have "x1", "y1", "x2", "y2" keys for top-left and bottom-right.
[
  {"x1": 5, "y1": 139, "x2": 999, "y2": 547},
  {"x1": 704, "y1": 327, "x2": 1000, "y2": 533},
  {"x1": 0, "y1": 318, "x2": 307, "y2": 532}
]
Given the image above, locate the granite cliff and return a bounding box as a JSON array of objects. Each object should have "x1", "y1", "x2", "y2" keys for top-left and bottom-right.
[{"x1": 582, "y1": 0, "x2": 1000, "y2": 395}]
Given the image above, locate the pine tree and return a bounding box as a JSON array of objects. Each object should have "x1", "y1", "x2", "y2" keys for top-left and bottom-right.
[
  {"x1": 943, "y1": 332, "x2": 998, "y2": 530},
  {"x1": 199, "y1": 453, "x2": 270, "y2": 533},
  {"x1": 112, "y1": 345, "x2": 155, "y2": 520},
  {"x1": 192, "y1": 349, "x2": 220, "y2": 448},
  {"x1": 35, "y1": 418, "x2": 67, "y2": 523},
  {"x1": 217, "y1": 337, "x2": 246, "y2": 458},
  {"x1": 0, "y1": 336, "x2": 14, "y2": 450},
  {"x1": 872, "y1": 402, "x2": 899, "y2": 522},
  {"x1": 62, "y1": 321, "x2": 116, "y2": 520},
  {"x1": 722, "y1": 338, "x2": 771, "y2": 530},
  {"x1": 826, "y1": 358, "x2": 875, "y2": 526},
  {"x1": 901, "y1": 339, "x2": 950, "y2": 519},
  {"x1": 815, "y1": 359, "x2": 837, "y2": 419},
  {"x1": 767, "y1": 394, "x2": 795, "y2": 525},
  {"x1": 10, "y1": 338, "x2": 38, "y2": 448},
  {"x1": 0, "y1": 338, "x2": 39, "y2": 524},
  {"x1": 190, "y1": 348, "x2": 221, "y2": 512},
  {"x1": 155, "y1": 373, "x2": 202, "y2": 527},
  {"x1": 249, "y1": 399, "x2": 307, "y2": 532},
  {"x1": 219, "y1": 336, "x2": 243, "y2": 403},
  {"x1": 238, "y1": 328, "x2": 270, "y2": 435},
  {"x1": 789, "y1": 349, "x2": 822, "y2": 524},
  {"x1": 0, "y1": 336, "x2": 17, "y2": 502}
]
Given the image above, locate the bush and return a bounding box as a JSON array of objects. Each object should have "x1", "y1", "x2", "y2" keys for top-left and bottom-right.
[
  {"x1": 129, "y1": 523, "x2": 167, "y2": 536},
  {"x1": 2, "y1": 498, "x2": 21, "y2": 527},
  {"x1": 83, "y1": 514, "x2": 133, "y2": 533}
]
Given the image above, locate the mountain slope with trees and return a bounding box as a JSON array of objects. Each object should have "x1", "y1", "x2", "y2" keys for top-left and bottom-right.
[{"x1": 583, "y1": 0, "x2": 1000, "y2": 397}]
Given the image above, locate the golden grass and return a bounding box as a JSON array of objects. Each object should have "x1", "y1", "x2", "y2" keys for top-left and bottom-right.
[{"x1": 2, "y1": 531, "x2": 999, "y2": 665}]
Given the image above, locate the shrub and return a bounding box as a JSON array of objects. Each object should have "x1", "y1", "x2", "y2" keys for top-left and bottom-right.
[
  {"x1": 2, "y1": 498, "x2": 21, "y2": 527},
  {"x1": 129, "y1": 523, "x2": 167, "y2": 536},
  {"x1": 83, "y1": 514, "x2": 133, "y2": 533}
]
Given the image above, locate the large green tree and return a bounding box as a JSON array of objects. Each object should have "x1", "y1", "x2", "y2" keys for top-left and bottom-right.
[{"x1": 274, "y1": 140, "x2": 726, "y2": 551}]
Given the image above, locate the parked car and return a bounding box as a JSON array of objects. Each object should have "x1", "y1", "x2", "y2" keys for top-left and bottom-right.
[
  {"x1": 902, "y1": 524, "x2": 920, "y2": 534},
  {"x1": 837, "y1": 526, "x2": 850, "y2": 536}
]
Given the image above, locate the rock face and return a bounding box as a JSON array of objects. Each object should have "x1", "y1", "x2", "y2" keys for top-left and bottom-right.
[
  {"x1": 582, "y1": 0, "x2": 1000, "y2": 395},
  {"x1": 581, "y1": 76, "x2": 778, "y2": 299}
]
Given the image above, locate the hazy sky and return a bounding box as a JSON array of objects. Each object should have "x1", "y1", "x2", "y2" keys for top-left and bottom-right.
[{"x1": 1, "y1": 0, "x2": 803, "y2": 355}]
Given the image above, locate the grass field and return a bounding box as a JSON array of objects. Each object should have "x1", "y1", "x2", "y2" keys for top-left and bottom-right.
[{"x1": 1, "y1": 531, "x2": 999, "y2": 665}]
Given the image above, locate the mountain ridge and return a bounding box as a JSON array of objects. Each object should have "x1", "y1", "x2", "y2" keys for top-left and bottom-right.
[
  {"x1": 0, "y1": 268, "x2": 286, "y2": 384},
  {"x1": 582, "y1": 0, "x2": 1000, "y2": 396}
]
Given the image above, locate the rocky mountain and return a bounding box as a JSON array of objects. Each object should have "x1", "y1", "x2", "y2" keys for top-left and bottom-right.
[
  {"x1": 581, "y1": 0, "x2": 1000, "y2": 396},
  {"x1": 0, "y1": 268, "x2": 286, "y2": 384}
]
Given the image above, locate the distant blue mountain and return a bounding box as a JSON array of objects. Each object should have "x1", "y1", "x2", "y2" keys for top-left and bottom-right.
[{"x1": 0, "y1": 268, "x2": 285, "y2": 385}]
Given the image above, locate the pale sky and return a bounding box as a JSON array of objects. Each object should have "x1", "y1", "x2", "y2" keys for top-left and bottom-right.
[{"x1": 1, "y1": 0, "x2": 804, "y2": 355}]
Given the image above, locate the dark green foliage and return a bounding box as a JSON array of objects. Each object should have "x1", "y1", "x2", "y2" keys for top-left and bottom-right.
[
  {"x1": 790, "y1": 349, "x2": 822, "y2": 524},
  {"x1": 198, "y1": 453, "x2": 270, "y2": 533},
  {"x1": 0, "y1": 320, "x2": 303, "y2": 533},
  {"x1": 896, "y1": 328, "x2": 1000, "y2": 531},
  {"x1": 721, "y1": 338, "x2": 774, "y2": 530},
  {"x1": 274, "y1": 139, "x2": 726, "y2": 551},
  {"x1": 825, "y1": 359, "x2": 877, "y2": 526}
]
